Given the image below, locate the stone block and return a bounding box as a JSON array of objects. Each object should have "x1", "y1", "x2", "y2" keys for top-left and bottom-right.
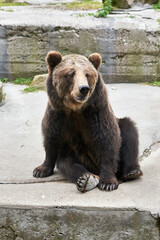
[
  {"x1": 112, "y1": 0, "x2": 158, "y2": 8},
  {"x1": 144, "y1": 0, "x2": 158, "y2": 3},
  {"x1": 0, "y1": 207, "x2": 159, "y2": 239},
  {"x1": 112, "y1": 0, "x2": 134, "y2": 8},
  {"x1": 31, "y1": 74, "x2": 48, "y2": 90}
]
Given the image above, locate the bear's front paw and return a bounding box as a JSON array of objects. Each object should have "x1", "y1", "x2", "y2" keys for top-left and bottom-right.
[
  {"x1": 98, "y1": 178, "x2": 119, "y2": 191},
  {"x1": 33, "y1": 164, "x2": 53, "y2": 178}
]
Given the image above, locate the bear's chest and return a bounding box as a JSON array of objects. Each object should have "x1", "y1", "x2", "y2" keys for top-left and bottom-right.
[
  {"x1": 61, "y1": 112, "x2": 99, "y2": 171},
  {"x1": 62, "y1": 112, "x2": 88, "y2": 147}
]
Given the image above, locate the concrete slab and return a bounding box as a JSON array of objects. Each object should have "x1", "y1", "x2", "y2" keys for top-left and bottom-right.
[
  {"x1": 0, "y1": 83, "x2": 65, "y2": 183},
  {"x1": 0, "y1": 83, "x2": 160, "y2": 184},
  {"x1": 0, "y1": 5, "x2": 159, "y2": 30},
  {"x1": 0, "y1": 148, "x2": 160, "y2": 215}
]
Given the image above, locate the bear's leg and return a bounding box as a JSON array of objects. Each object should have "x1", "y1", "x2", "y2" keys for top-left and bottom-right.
[
  {"x1": 118, "y1": 117, "x2": 143, "y2": 181},
  {"x1": 33, "y1": 138, "x2": 59, "y2": 178},
  {"x1": 57, "y1": 153, "x2": 99, "y2": 192}
]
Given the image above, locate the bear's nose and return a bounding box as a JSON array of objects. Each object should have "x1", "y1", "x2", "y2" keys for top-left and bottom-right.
[{"x1": 79, "y1": 85, "x2": 90, "y2": 95}]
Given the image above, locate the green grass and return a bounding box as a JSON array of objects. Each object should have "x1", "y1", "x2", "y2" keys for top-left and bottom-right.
[
  {"x1": 12, "y1": 77, "x2": 33, "y2": 85},
  {"x1": 12, "y1": 77, "x2": 40, "y2": 93},
  {"x1": 23, "y1": 86, "x2": 38, "y2": 93},
  {"x1": 5, "y1": 9, "x2": 13, "y2": 11},
  {"x1": 0, "y1": 77, "x2": 39, "y2": 93},
  {"x1": 153, "y1": 0, "x2": 160, "y2": 10},
  {"x1": 0, "y1": 0, "x2": 28, "y2": 7},
  {"x1": 0, "y1": 78, "x2": 8, "y2": 83},
  {"x1": 146, "y1": 80, "x2": 160, "y2": 87},
  {"x1": 61, "y1": 0, "x2": 102, "y2": 10}
]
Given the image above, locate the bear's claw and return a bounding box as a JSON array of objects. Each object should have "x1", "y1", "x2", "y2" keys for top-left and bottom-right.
[
  {"x1": 77, "y1": 174, "x2": 99, "y2": 193},
  {"x1": 98, "y1": 182, "x2": 118, "y2": 191},
  {"x1": 98, "y1": 177, "x2": 119, "y2": 191}
]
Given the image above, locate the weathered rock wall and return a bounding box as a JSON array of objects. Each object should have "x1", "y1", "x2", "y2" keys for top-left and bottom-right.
[
  {"x1": 112, "y1": 0, "x2": 159, "y2": 9},
  {"x1": 0, "y1": 206, "x2": 159, "y2": 240},
  {"x1": 0, "y1": 26, "x2": 10, "y2": 80},
  {"x1": 1, "y1": 16, "x2": 160, "y2": 83}
]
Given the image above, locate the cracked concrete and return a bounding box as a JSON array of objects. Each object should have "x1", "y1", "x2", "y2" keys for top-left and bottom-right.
[
  {"x1": 0, "y1": 226, "x2": 17, "y2": 240},
  {"x1": 139, "y1": 141, "x2": 160, "y2": 161}
]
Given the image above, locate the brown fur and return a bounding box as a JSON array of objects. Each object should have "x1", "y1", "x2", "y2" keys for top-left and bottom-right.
[{"x1": 33, "y1": 51, "x2": 142, "y2": 191}]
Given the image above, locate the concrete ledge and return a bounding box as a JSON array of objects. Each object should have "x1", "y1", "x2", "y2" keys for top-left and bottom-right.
[
  {"x1": 0, "y1": 206, "x2": 159, "y2": 239},
  {"x1": 0, "y1": 7, "x2": 159, "y2": 82}
]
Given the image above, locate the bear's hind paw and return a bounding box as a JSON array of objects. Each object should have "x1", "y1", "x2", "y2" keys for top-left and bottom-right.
[
  {"x1": 77, "y1": 174, "x2": 100, "y2": 193},
  {"x1": 123, "y1": 168, "x2": 143, "y2": 181}
]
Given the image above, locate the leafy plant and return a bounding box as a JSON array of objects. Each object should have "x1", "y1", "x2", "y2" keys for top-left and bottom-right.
[
  {"x1": 95, "y1": 0, "x2": 112, "y2": 18},
  {"x1": 153, "y1": 0, "x2": 160, "y2": 10},
  {"x1": 12, "y1": 78, "x2": 33, "y2": 85},
  {"x1": 0, "y1": 78, "x2": 8, "y2": 83},
  {"x1": 150, "y1": 81, "x2": 160, "y2": 87},
  {"x1": 146, "y1": 80, "x2": 160, "y2": 87}
]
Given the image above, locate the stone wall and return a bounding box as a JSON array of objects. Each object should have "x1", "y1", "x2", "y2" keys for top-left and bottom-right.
[
  {"x1": 0, "y1": 207, "x2": 159, "y2": 239},
  {"x1": 0, "y1": 17, "x2": 160, "y2": 83},
  {"x1": 0, "y1": 26, "x2": 9, "y2": 80},
  {"x1": 112, "y1": 0, "x2": 159, "y2": 9}
]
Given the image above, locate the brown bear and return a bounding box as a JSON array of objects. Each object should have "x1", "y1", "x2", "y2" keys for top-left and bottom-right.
[{"x1": 33, "y1": 51, "x2": 143, "y2": 192}]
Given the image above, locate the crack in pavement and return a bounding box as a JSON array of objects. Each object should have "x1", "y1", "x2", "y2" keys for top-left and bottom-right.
[{"x1": 139, "y1": 141, "x2": 160, "y2": 162}]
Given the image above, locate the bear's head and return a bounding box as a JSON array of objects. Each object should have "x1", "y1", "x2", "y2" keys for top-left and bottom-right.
[{"x1": 46, "y1": 51, "x2": 102, "y2": 111}]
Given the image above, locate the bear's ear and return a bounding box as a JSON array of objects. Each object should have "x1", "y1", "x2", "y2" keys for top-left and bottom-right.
[
  {"x1": 46, "y1": 51, "x2": 62, "y2": 72},
  {"x1": 88, "y1": 53, "x2": 102, "y2": 70}
]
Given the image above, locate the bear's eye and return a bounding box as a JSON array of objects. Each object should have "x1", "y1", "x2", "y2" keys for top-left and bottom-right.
[
  {"x1": 86, "y1": 73, "x2": 90, "y2": 78},
  {"x1": 64, "y1": 71, "x2": 75, "y2": 79},
  {"x1": 70, "y1": 71, "x2": 75, "y2": 78}
]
